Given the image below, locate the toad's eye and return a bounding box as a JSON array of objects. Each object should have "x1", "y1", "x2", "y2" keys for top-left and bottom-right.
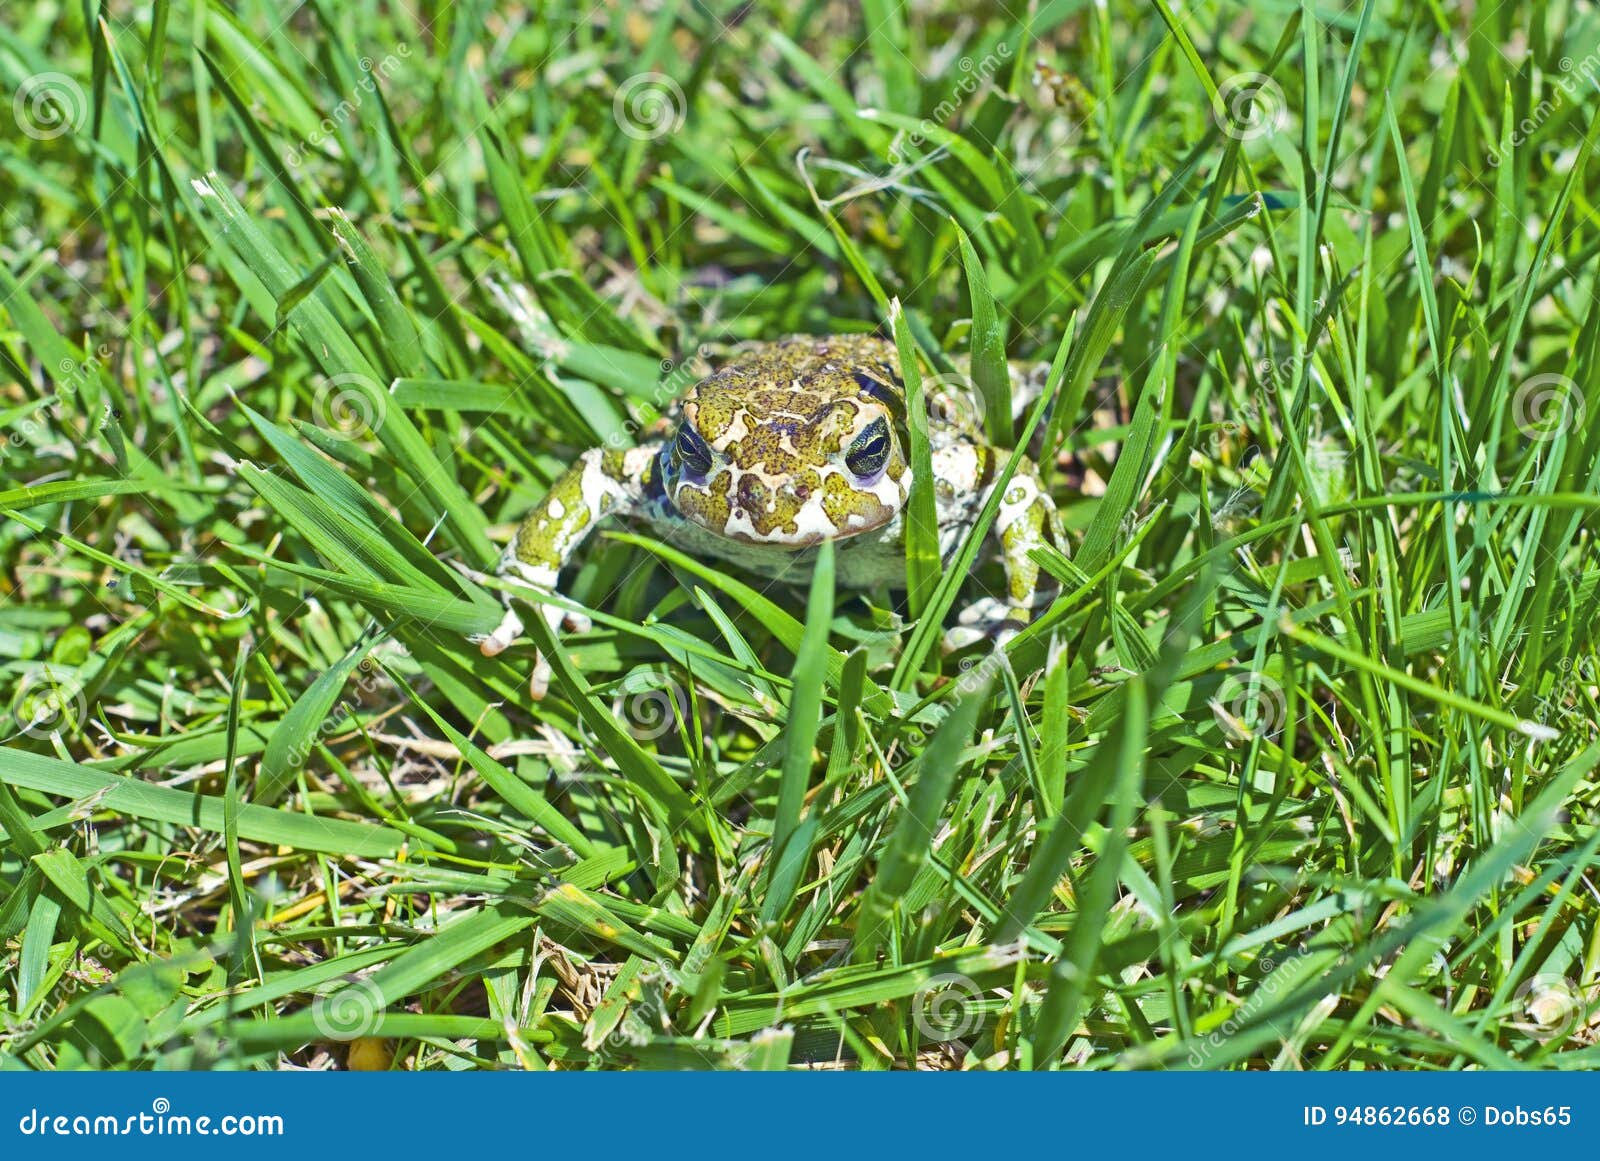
[
  {"x1": 845, "y1": 418, "x2": 891, "y2": 478},
  {"x1": 673, "y1": 423, "x2": 714, "y2": 476}
]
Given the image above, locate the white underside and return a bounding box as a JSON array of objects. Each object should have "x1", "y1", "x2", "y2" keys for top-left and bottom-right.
[{"x1": 632, "y1": 483, "x2": 984, "y2": 590}]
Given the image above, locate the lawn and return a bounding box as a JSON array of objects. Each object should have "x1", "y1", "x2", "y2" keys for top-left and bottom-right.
[{"x1": 2, "y1": 0, "x2": 1598, "y2": 1070}]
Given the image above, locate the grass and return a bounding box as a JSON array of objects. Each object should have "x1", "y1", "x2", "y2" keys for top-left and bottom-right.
[{"x1": 1, "y1": 0, "x2": 1599, "y2": 1070}]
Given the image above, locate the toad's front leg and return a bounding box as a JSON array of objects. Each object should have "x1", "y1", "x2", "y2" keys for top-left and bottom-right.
[
  {"x1": 939, "y1": 445, "x2": 1060, "y2": 651},
  {"x1": 478, "y1": 444, "x2": 661, "y2": 697}
]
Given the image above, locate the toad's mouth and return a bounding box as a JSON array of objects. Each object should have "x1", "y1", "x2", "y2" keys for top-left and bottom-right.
[
  {"x1": 659, "y1": 502, "x2": 896, "y2": 553},
  {"x1": 678, "y1": 504, "x2": 898, "y2": 549}
]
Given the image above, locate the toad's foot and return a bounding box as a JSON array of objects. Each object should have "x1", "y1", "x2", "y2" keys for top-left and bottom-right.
[
  {"x1": 476, "y1": 596, "x2": 592, "y2": 700},
  {"x1": 941, "y1": 596, "x2": 1030, "y2": 653}
]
